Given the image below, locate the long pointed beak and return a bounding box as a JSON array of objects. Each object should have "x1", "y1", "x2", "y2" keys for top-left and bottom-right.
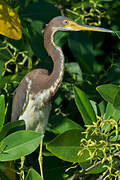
[
  {"x1": 66, "y1": 22, "x2": 113, "y2": 33},
  {"x1": 75, "y1": 23, "x2": 113, "y2": 33}
]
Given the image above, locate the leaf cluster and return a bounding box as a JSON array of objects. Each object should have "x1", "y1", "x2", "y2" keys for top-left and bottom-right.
[{"x1": 0, "y1": 0, "x2": 120, "y2": 180}]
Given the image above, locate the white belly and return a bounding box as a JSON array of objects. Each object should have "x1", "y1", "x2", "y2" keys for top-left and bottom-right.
[{"x1": 19, "y1": 97, "x2": 51, "y2": 133}]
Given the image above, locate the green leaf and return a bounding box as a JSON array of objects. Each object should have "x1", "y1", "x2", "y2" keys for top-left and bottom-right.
[
  {"x1": 80, "y1": 161, "x2": 106, "y2": 174},
  {"x1": 51, "y1": 117, "x2": 84, "y2": 134},
  {"x1": 86, "y1": 163, "x2": 106, "y2": 174},
  {"x1": 0, "y1": 75, "x2": 17, "y2": 90},
  {"x1": 0, "y1": 95, "x2": 5, "y2": 132},
  {"x1": 115, "y1": 31, "x2": 120, "y2": 40},
  {"x1": 0, "y1": 71, "x2": 27, "y2": 90},
  {"x1": 54, "y1": 31, "x2": 68, "y2": 47},
  {"x1": 90, "y1": 100, "x2": 97, "y2": 116},
  {"x1": 110, "y1": 134, "x2": 120, "y2": 141},
  {"x1": 0, "y1": 130, "x2": 43, "y2": 161},
  {"x1": 0, "y1": 120, "x2": 25, "y2": 141},
  {"x1": 96, "y1": 84, "x2": 120, "y2": 110},
  {"x1": 26, "y1": 23, "x2": 47, "y2": 59},
  {"x1": 0, "y1": 48, "x2": 11, "y2": 62},
  {"x1": 47, "y1": 129, "x2": 89, "y2": 163},
  {"x1": 104, "y1": 102, "x2": 120, "y2": 121},
  {"x1": 74, "y1": 86, "x2": 96, "y2": 125},
  {"x1": 26, "y1": 168, "x2": 43, "y2": 180},
  {"x1": 69, "y1": 31, "x2": 95, "y2": 73},
  {"x1": 97, "y1": 101, "x2": 106, "y2": 116},
  {"x1": 65, "y1": 62, "x2": 83, "y2": 81},
  {"x1": 106, "y1": 62, "x2": 120, "y2": 82},
  {"x1": 21, "y1": 1, "x2": 60, "y2": 23}
]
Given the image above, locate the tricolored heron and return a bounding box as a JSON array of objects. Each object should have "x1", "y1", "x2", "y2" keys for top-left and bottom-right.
[{"x1": 11, "y1": 16, "x2": 112, "y2": 177}]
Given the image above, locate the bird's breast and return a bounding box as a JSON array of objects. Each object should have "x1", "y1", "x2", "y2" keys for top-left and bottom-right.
[{"x1": 19, "y1": 94, "x2": 51, "y2": 132}]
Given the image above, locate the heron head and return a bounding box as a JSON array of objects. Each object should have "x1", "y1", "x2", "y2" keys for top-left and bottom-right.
[{"x1": 51, "y1": 16, "x2": 113, "y2": 33}]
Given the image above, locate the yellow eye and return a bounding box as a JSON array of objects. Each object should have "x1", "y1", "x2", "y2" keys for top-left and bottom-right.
[{"x1": 63, "y1": 20, "x2": 69, "y2": 25}]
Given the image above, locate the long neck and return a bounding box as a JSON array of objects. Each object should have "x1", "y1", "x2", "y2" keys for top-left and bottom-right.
[{"x1": 44, "y1": 25, "x2": 64, "y2": 94}]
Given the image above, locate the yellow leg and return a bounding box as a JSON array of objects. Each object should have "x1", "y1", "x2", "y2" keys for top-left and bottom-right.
[
  {"x1": 19, "y1": 156, "x2": 25, "y2": 180},
  {"x1": 38, "y1": 138, "x2": 44, "y2": 179}
]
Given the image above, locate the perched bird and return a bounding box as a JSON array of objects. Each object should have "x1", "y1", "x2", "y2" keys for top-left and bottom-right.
[
  {"x1": 11, "y1": 16, "x2": 112, "y2": 133},
  {"x1": 11, "y1": 16, "x2": 112, "y2": 179}
]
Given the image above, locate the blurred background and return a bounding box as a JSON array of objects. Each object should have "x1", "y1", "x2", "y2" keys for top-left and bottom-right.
[{"x1": 0, "y1": 0, "x2": 120, "y2": 179}]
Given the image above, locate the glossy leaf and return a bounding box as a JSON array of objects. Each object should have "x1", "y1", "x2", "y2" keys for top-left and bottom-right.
[
  {"x1": 0, "y1": 120, "x2": 25, "y2": 141},
  {"x1": 90, "y1": 100, "x2": 97, "y2": 116},
  {"x1": 51, "y1": 117, "x2": 84, "y2": 134},
  {"x1": 0, "y1": 130, "x2": 43, "y2": 161},
  {"x1": 26, "y1": 21, "x2": 47, "y2": 59},
  {"x1": 26, "y1": 168, "x2": 43, "y2": 180},
  {"x1": 0, "y1": 0, "x2": 22, "y2": 40},
  {"x1": 65, "y1": 62, "x2": 83, "y2": 81},
  {"x1": 0, "y1": 75, "x2": 18, "y2": 90},
  {"x1": 47, "y1": 129, "x2": 90, "y2": 163},
  {"x1": 96, "y1": 84, "x2": 120, "y2": 110},
  {"x1": 104, "y1": 102, "x2": 120, "y2": 121},
  {"x1": 101, "y1": 102, "x2": 120, "y2": 133},
  {"x1": 80, "y1": 161, "x2": 106, "y2": 174},
  {"x1": 115, "y1": 31, "x2": 120, "y2": 40},
  {"x1": 74, "y1": 86, "x2": 96, "y2": 125},
  {"x1": 106, "y1": 63, "x2": 120, "y2": 82},
  {"x1": 0, "y1": 95, "x2": 5, "y2": 132},
  {"x1": 69, "y1": 31, "x2": 95, "y2": 73},
  {"x1": 21, "y1": 1, "x2": 60, "y2": 23},
  {"x1": 86, "y1": 163, "x2": 106, "y2": 174},
  {"x1": 97, "y1": 101, "x2": 106, "y2": 116},
  {"x1": 54, "y1": 31, "x2": 68, "y2": 47}
]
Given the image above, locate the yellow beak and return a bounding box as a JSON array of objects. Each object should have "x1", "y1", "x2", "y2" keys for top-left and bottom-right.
[{"x1": 65, "y1": 21, "x2": 113, "y2": 33}]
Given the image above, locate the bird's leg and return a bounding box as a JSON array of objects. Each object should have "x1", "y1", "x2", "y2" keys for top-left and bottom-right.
[
  {"x1": 19, "y1": 156, "x2": 25, "y2": 180},
  {"x1": 38, "y1": 138, "x2": 44, "y2": 179}
]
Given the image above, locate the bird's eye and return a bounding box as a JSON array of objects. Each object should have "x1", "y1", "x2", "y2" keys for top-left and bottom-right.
[{"x1": 63, "y1": 20, "x2": 69, "y2": 25}]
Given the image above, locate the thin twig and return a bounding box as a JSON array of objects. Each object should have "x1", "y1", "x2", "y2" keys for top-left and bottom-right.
[
  {"x1": 72, "y1": 151, "x2": 120, "y2": 180},
  {"x1": 22, "y1": 55, "x2": 28, "y2": 64}
]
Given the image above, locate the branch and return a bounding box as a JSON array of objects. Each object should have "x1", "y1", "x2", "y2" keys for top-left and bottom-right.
[{"x1": 72, "y1": 151, "x2": 120, "y2": 180}]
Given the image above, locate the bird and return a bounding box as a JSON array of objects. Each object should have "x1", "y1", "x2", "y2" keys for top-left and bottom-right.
[
  {"x1": 11, "y1": 16, "x2": 113, "y2": 178},
  {"x1": 11, "y1": 16, "x2": 113, "y2": 133}
]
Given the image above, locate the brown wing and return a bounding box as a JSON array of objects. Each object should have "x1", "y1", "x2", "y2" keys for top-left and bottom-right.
[
  {"x1": 11, "y1": 77, "x2": 28, "y2": 121},
  {"x1": 11, "y1": 69, "x2": 49, "y2": 121}
]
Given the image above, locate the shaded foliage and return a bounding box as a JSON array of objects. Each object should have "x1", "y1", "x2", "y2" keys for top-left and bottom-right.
[{"x1": 0, "y1": 0, "x2": 120, "y2": 179}]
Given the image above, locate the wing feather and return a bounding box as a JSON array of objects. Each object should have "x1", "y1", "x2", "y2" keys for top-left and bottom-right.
[
  {"x1": 11, "y1": 78, "x2": 28, "y2": 121},
  {"x1": 11, "y1": 69, "x2": 49, "y2": 121}
]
